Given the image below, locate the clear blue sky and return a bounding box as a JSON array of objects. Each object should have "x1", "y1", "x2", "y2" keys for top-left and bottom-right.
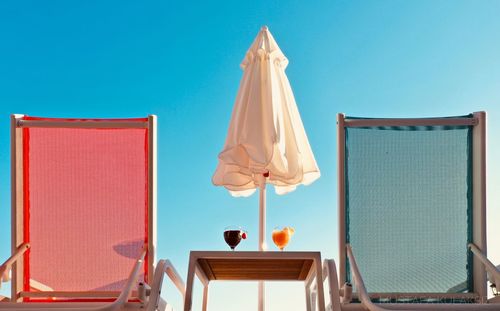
[{"x1": 1, "y1": 1, "x2": 499, "y2": 309}]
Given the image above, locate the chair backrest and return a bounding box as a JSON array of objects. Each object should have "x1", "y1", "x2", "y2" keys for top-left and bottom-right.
[
  {"x1": 10, "y1": 115, "x2": 157, "y2": 301},
  {"x1": 337, "y1": 112, "x2": 487, "y2": 301}
]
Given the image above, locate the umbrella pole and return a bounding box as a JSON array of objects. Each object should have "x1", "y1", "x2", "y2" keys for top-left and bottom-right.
[
  {"x1": 258, "y1": 176, "x2": 266, "y2": 251},
  {"x1": 258, "y1": 175, "x2": 266, "y2": 311}
]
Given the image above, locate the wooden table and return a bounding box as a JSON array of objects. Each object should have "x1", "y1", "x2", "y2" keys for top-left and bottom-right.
[{"x1": 184, "y1": 251, "x2": 325, "y2": 311}]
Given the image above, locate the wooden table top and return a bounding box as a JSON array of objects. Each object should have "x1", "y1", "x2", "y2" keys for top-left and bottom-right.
[{"x1": 190, "y1": 251, "x2": 320, "y2": 281}]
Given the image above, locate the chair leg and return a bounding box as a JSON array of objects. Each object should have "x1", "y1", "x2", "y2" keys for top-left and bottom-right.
[
  {"x1": 157, "y1": 297, "x2": 168, "y2": 311},
  {"x1": 311, "y1": 291, "x2": 317, "y2": 311}
]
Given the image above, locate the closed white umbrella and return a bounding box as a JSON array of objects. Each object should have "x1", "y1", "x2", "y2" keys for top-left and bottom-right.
[{"x1": 212, "y1": 26, "x2": 320, "y2": 310}]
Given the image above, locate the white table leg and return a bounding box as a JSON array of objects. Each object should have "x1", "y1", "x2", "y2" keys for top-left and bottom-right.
[
  {"x1": 305, "y1": 283, "x2": 312, "y2": 311},
  {"x1": 184, "y1": 256, "x2": 196, "y2": 311},
  {"x1": 202, "y1": 285, "x2": 209, "y2": 311}
]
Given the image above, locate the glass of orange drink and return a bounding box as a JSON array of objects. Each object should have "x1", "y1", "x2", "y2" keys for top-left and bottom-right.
[{"x1": 272, "y1": 226, "x2": 295, "y2": 251}]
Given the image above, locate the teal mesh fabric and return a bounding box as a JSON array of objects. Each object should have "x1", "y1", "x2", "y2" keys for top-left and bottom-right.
[{"x1": 345, "y1": 123, "x2": 472, "y2": 293}]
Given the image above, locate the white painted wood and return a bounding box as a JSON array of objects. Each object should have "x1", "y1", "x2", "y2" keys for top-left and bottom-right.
[
  {"x1": 258, "y1": 174, "x2": 266, "y2": 311},
  {"x1": 469, "y1": 243, "x2": 500, "y2": 291},
  {"x1": 148, "y1": 115, "x2": 158, "y2": 284},
  {"x1": 28, "y1": 279, "x2": 54, "y2": 292},
  {"x1": 202, "y1": 286, "x2": 208, "y2": 311},
  {"x1": 183, "y1": 255, "x2": 197, "y2": 311},
  {"x1": 339, "y1": 303, "x2": 500, "y2": 310},
  {"x1": 337, "y1": 113, "x2": 346, "y2": 286},
  {"x1": 305, "y1": 285, "x2": 312, "y2": 311},
  {"x1": 472, "y1": 111, "x2": 487, "y2": 300},
  {"x1": 313, "y1": 253, "x2": 326, "y2": 311},
  {"x1": 346, "y1": 245, "x2": 390, "y2": 311},
  {"x1": 17, "y1": 120, "x2": 148, "y2": 129},
  {"x1": 258, "y1": 175, "x2": 267, "y2": 251},
  {"x1": 362, "y1": 292, "x2": 478, "y2": 300},
  {"x1": 10, "y1": 114, "x2": 24, "y2": 301},
  {"x1": 147, "y1": 259, "x2": 185, "y2": 311},
  {"x1": 0, "y1": 244, "x2": 29, "y2": 284},
  {"x1": 184, "y1": 251, "x2": 325, "y2": 311},
  {"x1": 0, "y1": 302, "x2": 145, "y2": 309},
  {"x1": 20, "y1": 291, "x2": 136, "y2": 298},
  {"x1": 323, "y1": 260, "x2": 341, "y2": 311},
  {"x1": 344, "y1": 117, "x2": 477, "y2": 127},
  {"x1": 305, "y1": 256, "x2": 319, "y2": 311}
]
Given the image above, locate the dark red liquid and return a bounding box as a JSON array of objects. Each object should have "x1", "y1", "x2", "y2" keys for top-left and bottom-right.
[{"x1": 224, "y1": 230, "x2": 242, "y2": 250}]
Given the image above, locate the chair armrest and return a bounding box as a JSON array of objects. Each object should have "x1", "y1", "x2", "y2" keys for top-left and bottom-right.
[
  {"x1": 0, "y1": 243, "x2": 30, "y2": 286},
  {"x1": 146, "y1": 259, "x2": 186, "y2": 311},
  {"x1": 322, "y1": 259, "x2": 342, "y2": 311},
  {"x1": 469, "y1": 243, "x2": 500, "y2": 287},
  {"x1": 100, "y1": 249, "x2": 147, "y2": 310},
  {"x1": 346, "y1": 244, "x2": 388, "y2": 311},
  {"x1": 2, "y1": 249, "x2": 148, "y2": 311},
  {"x1": 0, "y1": 294, "x2": 10, "y2": 302}
]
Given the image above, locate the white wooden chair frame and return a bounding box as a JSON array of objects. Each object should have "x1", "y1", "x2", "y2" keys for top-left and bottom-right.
[
  {"x1": 322, "y1": 111, "x2": 500, "y2": 310},
  {"x1": 0, "y1": 115, "x2": 186, "y2": 310}
]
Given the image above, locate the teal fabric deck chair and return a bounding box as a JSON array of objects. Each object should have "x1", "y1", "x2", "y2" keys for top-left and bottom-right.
[{"x1": 322, "y1": 112, "x2": 500, "y2": 311}]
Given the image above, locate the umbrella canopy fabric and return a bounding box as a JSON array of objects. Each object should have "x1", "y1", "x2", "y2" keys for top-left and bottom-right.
[{"x1": 213, "y1": 26, "x2": 320, "y2": 196}]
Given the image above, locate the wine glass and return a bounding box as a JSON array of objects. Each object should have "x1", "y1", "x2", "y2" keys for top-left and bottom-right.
[
  {"x1": 223, "y1": 226, "x2": 247, "y2": 251},
  {"x1": 272, "y1": 226, "x2": 295, "y2": 251}
]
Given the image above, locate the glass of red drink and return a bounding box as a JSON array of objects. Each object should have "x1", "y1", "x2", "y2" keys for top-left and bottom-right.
[{"x1": 223, "y1": 226, "x2": 247, "y2": 251}]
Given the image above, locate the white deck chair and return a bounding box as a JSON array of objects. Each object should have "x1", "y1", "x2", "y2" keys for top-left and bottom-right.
[
  {"x1": 0, "y1": 115, "x2": 185, "y2": 310},
  {"x1": 322, "y1": 112, "x2": 500, "y2": 310}
]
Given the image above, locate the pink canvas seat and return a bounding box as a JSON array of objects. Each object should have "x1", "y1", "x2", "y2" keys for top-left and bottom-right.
[{"x1": 1, "y1": 115, "x2": 185, "y2": 311}]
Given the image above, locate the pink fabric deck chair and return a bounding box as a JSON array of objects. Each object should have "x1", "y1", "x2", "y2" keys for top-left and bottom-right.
[{"x1": 0, "y1": 115, "x2": 185, "y2": 311}]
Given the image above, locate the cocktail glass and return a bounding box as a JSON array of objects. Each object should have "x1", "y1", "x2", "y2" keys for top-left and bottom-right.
[
  {"x1": 272, "y1": 226, "x2": 295, "y2": 251},
  {"x1": 223, "y1": 226, "x2": 247, "y2": 251}
]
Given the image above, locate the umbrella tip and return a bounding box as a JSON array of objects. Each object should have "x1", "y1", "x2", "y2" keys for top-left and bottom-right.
[{"x1": 261, "y1": 25, "x2": 269, "y2": 32}]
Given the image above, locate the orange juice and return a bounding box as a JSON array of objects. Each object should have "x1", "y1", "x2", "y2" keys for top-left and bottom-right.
[{"x1": 272, "y1": 227, "x2": 295, "y2": 250}]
